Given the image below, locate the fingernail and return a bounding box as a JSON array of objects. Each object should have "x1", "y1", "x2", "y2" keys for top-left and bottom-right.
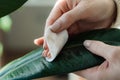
[
  {"x1": 43, "y1": 43, "x2": 46, "y2": 50},
  {"x1": 47, "y1": 53, "x2": 51, "y2": 58},
  {"x1": 43, "y1": 51, "x2": 48, "y2": 57},
  {"x1": 43, "y1": 44, "x2": 45, "y2": 49},
  {"x1": 50, "y1": 24, "x2": 60, "y2": 32},
  {"x1": 83, "y1": 40, "x2": 92, "y2": 48},
  {"x1": 34, "y1": 39, "x2": 39, "y2": 45},
  {"x1": 42, "y1": 50, "x2": 45, "y2": 57}
]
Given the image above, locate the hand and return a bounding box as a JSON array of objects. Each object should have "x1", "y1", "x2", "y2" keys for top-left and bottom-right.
[
  {"x1": 47, "y1": 0, "x2": 116, "y2": 34},
  {"x1": 74, "y1": 40, "x2": 120, "y2": 80},
  {"x1": 34, "y1": 0, "x2": 116, "y2": 57}
]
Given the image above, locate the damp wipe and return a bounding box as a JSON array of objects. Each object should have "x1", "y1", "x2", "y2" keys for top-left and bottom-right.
[{"x1": 44, "y1": 27, "x2": 68, "y2": 62}]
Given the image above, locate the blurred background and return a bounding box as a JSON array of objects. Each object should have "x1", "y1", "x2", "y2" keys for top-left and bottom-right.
[
  {"x1": 0, "y1": 0, "x2": 85, "y2": 80},
  {"x1": 1, "y1": 0, "x2": 55, "y2": 66}
]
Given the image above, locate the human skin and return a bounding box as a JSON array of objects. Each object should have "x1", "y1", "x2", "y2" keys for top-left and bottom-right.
[
  {"x1": 74, "y1": 40, "x2": 120, "y2": 80},
  {"x1": 34, "y1": 0, "x2": 119, "y2": 79},
  {"x1": 34, "y1": 0, "x2": 116, "y2": 57}
]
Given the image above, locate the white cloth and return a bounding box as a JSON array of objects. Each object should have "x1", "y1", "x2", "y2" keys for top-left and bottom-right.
[{"x1": 44, "y1": 28, "x2": 68, "y2": 62}]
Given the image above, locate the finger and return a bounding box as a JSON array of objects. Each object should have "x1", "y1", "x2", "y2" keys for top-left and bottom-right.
[
  {"x1": 98, "y1": 61, "x2": 109, "y2": 70},
  {"x1": 47, "y1": 52, "x2": 51, "y2": 58},
  {"x1": 42, "y1": 49, "x2": 49, "y2": 57},
  {"x1": 69, "y1": 73, "x2": 87, "y2": 80},
  {"x1": 50, "y1": 1, "x2": 90, "y2": 33},
  {"x1": 43, "y1": 41, "x2": 49, "y2": 50},
  {"x1": 74, "y1": 61, "x2": 109, "y2": 80},
  {"x1": 34, "y1": 37, "x2": 44, "y2": 46},
  {"x1": 50, "y1": 6, "x2": 79, "y2": 33},
  {"x1": 67, "y1": 22, "x2": 81, "y2": 35},
  {"x1": 46, "y1": 0, "x2": 66, "y2": 26},
  {"x1": 42, "y1": 50, "x2": 46, "y2": 57},
  {"x1": 74, "y1": 66, "x2": 99, "y2": 80},
  {"x1": 83, "y1": 40, "x2": 117, "y2": 60}
]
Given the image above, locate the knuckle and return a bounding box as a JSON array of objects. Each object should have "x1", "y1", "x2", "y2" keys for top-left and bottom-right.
[
  {"x1": 56, "y1": 19, "x2": 62, "y2": 28},
  {"x1": 46, "y1": 19, "x2": 54, "y2": 25},
  {"x1": 89, "y1": 41, "x2": 103, "y2": 49},
  {"x1": 62, "y1": 13, "x2": 73, "y2": 23}
]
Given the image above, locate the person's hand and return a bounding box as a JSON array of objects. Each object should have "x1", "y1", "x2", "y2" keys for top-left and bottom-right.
[
  {"x1": 74, "y1": 40, "x2": 120, "y2": 80},
  {"x1": 34, "y1": 0, "x2": 116, "y2": 57}
]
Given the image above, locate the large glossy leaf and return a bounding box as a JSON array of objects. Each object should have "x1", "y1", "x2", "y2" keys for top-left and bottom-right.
[
  {"x1": 0, "y1": 0, "x2": 27, "y2": 18},
  {"x1": 0, "y1": 28, "x2": 120, "y2": 80}
]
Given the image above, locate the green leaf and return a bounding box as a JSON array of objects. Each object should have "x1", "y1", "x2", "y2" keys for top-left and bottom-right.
[
  {"x1": 0, "y1": 16, "x2": 12, "y2": 32},
  {"x1": 0, "y1": 0, "x2": 27, "y2": 18},
  {"x1": 0, "y1": 42, "x2": 3, "y2": 56},
  {"x1": 0, "y1": 28, "x2": 120, "y2": 80}
]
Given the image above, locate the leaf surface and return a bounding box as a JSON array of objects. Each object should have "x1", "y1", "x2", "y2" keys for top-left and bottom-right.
[
  {"x1": 0, "y1": 0, "x2": 27, "y2": 18},
  {"x1": 0, "y1": 29, "x2": 120, "y2": 80}
]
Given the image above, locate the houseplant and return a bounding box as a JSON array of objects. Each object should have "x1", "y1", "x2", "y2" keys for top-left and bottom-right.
[{"x1": 0, "y1": 0, "x2": 120, "y2": 80}]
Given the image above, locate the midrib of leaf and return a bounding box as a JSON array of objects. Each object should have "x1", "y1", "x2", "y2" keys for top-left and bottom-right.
[
  {"x1": 1, "y1": 55, "x2": 41, "y2": 79},
  {"x1": 2, "y1": 40, "x2": 120, "y2": 79},
  {"x1": 0, "y1": 48, "x2": 43, "y2": 77}
]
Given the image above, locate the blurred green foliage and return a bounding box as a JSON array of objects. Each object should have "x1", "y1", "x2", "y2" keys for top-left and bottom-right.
[
  {"x1": 0, "y1": 42, "x2": 3, "y2": 56},
  {"x1": 0, "y1": 16, "x2": 12, "y2": 56},
  {"x1": 0, "y1": 16, "x2": 12, "y2": 32},
  {"x1": 0, "y1": 0, "x2": 27, "y2": 56}
]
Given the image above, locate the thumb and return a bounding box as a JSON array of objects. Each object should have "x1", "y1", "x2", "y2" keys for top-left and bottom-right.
[
  {"x1": 50, "y1": 4, "x2": 85, "y2": 33},
  {"x1": 74, "y1": 66, "x2": 100, "y2": 80},
  {"x1": 83, "y1": 40, "x2": 117, "y2": 61},
  {"x1": 34, "y1": 37, "x2": 44, "y2": 46}
]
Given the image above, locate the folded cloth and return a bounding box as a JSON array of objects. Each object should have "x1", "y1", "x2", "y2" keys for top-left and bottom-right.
[{"x1": 44, "y1": 28, "x2": 68, "y2": 62}]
